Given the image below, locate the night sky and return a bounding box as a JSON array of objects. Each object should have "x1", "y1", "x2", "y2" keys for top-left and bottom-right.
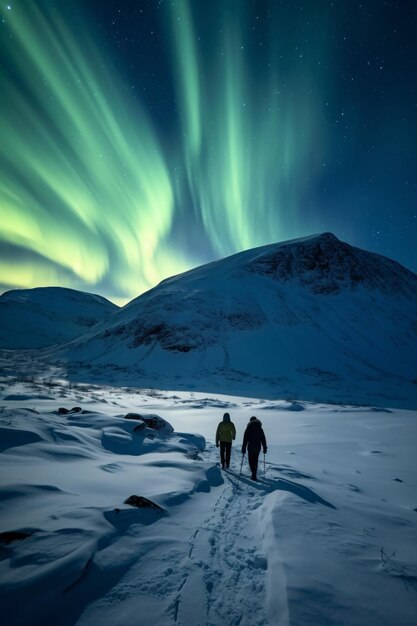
[{"x1": 1, "y1": 0, "x2": 416, "y2": 304}]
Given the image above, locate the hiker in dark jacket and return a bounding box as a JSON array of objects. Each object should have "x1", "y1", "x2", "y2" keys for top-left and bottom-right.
[
  {"x1": 241, "y1": 416, "x2": 267, "y2": 481},
  {"x1": 215, "y1": 412, "x2": 236, "y2": 469}
]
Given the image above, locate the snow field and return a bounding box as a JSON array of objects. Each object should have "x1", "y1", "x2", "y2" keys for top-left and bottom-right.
[{"x1": 0, "y1": 378, "x2": 416, "y2": 625}]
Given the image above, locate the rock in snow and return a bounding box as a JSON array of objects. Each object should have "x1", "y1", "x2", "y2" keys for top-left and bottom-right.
[
  {"x1": 123, "y1": 495, "x2": 164, "y2": 510},
  {"x1": 124, "y1": 412, "x2": 174, "y2": 433}
]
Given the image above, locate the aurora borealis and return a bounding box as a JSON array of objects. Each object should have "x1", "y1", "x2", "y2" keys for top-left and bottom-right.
[{"x1": 1, "y1": 1, "x2": 416, "y2": 303}]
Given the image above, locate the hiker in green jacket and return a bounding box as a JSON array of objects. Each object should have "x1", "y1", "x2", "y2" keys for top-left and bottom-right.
[{"x1": 215, "y1": 412, "x2": 236, "y2": 469}]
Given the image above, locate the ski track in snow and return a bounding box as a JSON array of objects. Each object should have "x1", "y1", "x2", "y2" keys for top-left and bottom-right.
[
  {"x1": 173, "y1": 457, "x2": 269, "y2": 626},
  {"x1": 81, "y1": 446, "x2": 274, "y2": 626}
]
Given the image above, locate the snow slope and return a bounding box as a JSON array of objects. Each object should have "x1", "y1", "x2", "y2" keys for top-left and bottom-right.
[
  {"x1": 0, "y1": 377, "x2": 416, "y2": 626},
  {"x1": 50, "y1": 233, "x2": 417, "y2": 409},
  {"x1": 0, "y1": 287, "x2": 118, "y2": 349}
]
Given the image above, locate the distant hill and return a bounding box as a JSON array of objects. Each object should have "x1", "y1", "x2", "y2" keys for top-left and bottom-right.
[
  {"x1": 47, "y1": 234, "x2": 417, "y2": 407},
  {"x1": 0, "y1": 287, "x2": 118, "y2": 349}
]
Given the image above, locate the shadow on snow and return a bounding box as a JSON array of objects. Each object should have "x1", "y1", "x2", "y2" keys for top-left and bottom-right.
[{"x1": 226, "y1": 472, "x2": 336, "y2": 509}]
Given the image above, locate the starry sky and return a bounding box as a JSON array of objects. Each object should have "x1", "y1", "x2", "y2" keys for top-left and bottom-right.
[{"x1": 1, "y1": 0, "x2": 416, "y2": 304}]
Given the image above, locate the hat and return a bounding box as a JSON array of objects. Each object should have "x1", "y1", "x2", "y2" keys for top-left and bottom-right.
[
  {"x1": 250, "y1": 416, "x2": 257, "y2": 421},
  {"x1": 223, "y1": 412, "x2": 231, "y2": 422}
]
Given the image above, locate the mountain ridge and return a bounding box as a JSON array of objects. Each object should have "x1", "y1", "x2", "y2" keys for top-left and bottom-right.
[{"x1": 133, "y1": 232, "x2": 417, "y2": 302}]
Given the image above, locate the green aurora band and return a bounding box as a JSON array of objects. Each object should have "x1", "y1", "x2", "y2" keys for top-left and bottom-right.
[
  {"x1": 1, "y1": 1, "x2": 327, "y2": 303},
  {"x1": 167, "y1": 1, "x2": 326, "y2": 257}
]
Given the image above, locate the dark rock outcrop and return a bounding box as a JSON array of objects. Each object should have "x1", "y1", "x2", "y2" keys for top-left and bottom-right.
[
  {"x1": 123, "y1": 495, "x2": 163, "y2": 511},
  {"x1": 124, "y1": 413, "x2": 174, "y2": 433}
]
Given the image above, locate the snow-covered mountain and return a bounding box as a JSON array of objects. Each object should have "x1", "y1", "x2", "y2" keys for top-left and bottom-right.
[
  {"x1": 0, "y1": 287, "x2": 118, "y2": 349},
  {"x1": 52, "y1": 233, "x2": 417, "y2": 408}
]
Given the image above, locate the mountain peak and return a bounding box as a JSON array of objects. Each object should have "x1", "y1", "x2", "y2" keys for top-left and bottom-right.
[
  {"x1": 247, "y1": 232, "x2": 416, "y2": 295},
  {"x1": 309, "y1": 231, "x2": 339, "y2": 243},
  {"x1": 284, "y1": 232, "x2": 340, "y2": 245}
]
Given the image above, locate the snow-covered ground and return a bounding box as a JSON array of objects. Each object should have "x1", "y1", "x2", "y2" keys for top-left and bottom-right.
[{"x1": 0, "y1": 376, "x2": 416, "y2": 625}]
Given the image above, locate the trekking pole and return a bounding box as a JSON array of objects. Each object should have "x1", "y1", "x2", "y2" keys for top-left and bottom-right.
[
  {"x1": 239, "y1": 453, "x2": 245, "y2": 477},
  {"x1": 263, "y1": 452, "x2": 266, "y2": 476}
]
